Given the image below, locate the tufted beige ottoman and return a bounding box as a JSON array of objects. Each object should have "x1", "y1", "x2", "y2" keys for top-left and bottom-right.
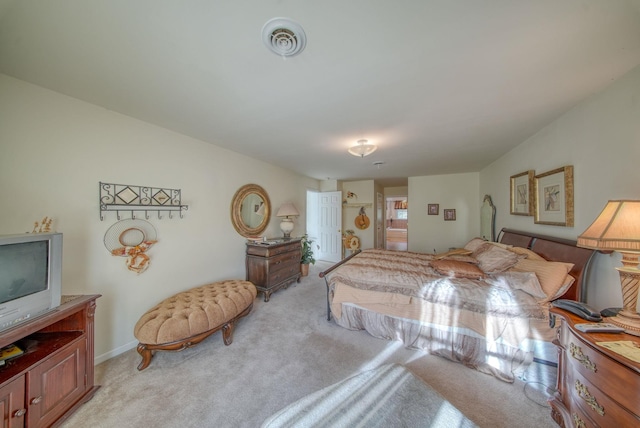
[{"x1": 134, "y1": 279, "x2": 257, "y2": 370}]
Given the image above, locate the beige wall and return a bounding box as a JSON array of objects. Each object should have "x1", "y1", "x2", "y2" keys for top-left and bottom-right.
[
  {"x1": 480, "y1": 64, "x2": 640, "y2": 310},
  {"x1": 384, "y1": 186, "x2": 408, "y2": 198},
  {"x1": 0, "y1": 74, "x2": 319, "y2": 362},
  {"x1": 341, "y1": 180, "x2": 375, "y2": 250},
  {"x1": 408, "y1": 172, "x2": 480, "y2": 253}
]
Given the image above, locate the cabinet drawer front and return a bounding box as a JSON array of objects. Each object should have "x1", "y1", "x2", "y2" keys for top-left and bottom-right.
[
  {"x1": 268, "y1": 243, "x2": 300, "y2": 257},
  {"x1": 566, "y1": 364, "x2": 640, "y2": 427},
  {"x1": 269, "y1": 252, "x2": 300, "y2": 272},
  {"x1": 247, "y1": 241, "x2": 301, "y2": 257},
  {"x1": 268, "y1": 265, "x2": 300, "y2": 284},
  {"x1": 565, "y1": 331, "x2": 640, "y2": 416},
  {"x1": 566, "y1": 396, "x2": 598, "y2": 428}
]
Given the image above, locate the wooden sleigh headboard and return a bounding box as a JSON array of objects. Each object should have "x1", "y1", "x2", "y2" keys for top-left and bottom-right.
[{"x1": 498, "y1": 228, "x2": 597, "y2": 302}]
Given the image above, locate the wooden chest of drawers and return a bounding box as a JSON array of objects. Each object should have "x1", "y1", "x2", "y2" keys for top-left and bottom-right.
[
  {"x1": 246, "y1": 238, "x2": 301, "y2": 302},
  {"x1": 550, "y1": 307, "x2": 640, "y2": 427}
]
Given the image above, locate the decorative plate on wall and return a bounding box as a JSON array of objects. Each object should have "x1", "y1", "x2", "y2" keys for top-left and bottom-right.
[{"x1": 355, "y1": 207, "x2": 370, "y2": 230}]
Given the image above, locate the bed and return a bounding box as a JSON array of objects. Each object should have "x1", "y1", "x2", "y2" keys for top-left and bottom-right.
[{"x1": 319, "y1": 228, "x2": 596, "y2": 382}]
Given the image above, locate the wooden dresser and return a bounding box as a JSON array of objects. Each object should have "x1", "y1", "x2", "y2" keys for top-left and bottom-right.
[
  {"x1": 550, "y1": 307, "x2": 640, "y2": 427},
  {"x1": 246, "y1": 238, "x2": 301, "y2": 302}
]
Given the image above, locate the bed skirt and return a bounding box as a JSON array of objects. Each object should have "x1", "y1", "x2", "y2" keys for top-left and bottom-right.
[{"x1": 335, "y1": 303, "x2": 534, "y2": 382}]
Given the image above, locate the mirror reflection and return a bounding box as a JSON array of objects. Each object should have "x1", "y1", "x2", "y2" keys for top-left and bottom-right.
[
  {"x1": 231, "y1": 184, "x2": 270, "y2": 237},
  {"x1": 241, "y1": 193, "x2": 266, "y2": 229},
  {"x1": 481, "y1": 194, "x2": 496, "y2": 242}
]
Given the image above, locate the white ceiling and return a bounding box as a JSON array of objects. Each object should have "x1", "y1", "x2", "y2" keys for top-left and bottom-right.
[{"x1": 2, "y1": 1, "x2": 640, "y2": 187}]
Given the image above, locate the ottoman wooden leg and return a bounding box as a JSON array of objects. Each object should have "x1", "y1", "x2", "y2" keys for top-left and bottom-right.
[
  {"x1": 137, "y1": 343, "x2": 153, "y2": 371},
  {"x1": 222, "y1": 322, "x2": 235, "y2": 346},
  {"x1": 222, "y1": 303, "x2": 252, "y2": 345}
]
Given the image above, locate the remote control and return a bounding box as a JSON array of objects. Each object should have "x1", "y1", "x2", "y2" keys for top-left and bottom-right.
[{"x1": 575, "y1": 323, "x2": 625, "y2": 333}]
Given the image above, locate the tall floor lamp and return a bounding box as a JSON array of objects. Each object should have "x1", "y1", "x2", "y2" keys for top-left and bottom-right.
[{"x1": 577, "y1": 200, "x2": 640, "y2": 334}]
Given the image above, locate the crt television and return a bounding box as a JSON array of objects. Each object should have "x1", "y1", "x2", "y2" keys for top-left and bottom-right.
[{"x1": 0, "y1": 232, "x2": 62, "y2": 332}]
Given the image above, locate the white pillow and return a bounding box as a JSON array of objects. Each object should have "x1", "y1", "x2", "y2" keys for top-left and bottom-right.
[{"x1": 489, "y1": 271, "x2": 547, "y2": 299}]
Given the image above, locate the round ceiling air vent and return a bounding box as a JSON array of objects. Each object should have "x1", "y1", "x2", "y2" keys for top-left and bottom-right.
[{"x1": 262, "y1": 18, "x2": 306, "y2": 57}]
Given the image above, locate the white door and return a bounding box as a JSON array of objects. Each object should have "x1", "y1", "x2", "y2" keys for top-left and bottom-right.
[{"x1": 318, "y1": 191, "x2": 342, "y2": 263}]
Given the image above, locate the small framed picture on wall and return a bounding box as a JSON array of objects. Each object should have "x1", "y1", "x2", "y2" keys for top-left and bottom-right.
[
  {"x1": 510, "y1": 170, "x2": 535, "y2": 216},
  {"x1": 428, "y1": 204, "x2": 439, "y2": 215},
  {"x1": 444, "y1": 209, "x2": 456, "y2": 221}
]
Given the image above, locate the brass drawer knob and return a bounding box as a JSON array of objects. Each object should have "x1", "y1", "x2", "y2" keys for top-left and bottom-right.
[
  {"x1": 570, "y1": 343, "x2": 596, "y2": 372},
  {"x1": 575, "y1": 379, "x2": 604, "y2": 416},
  {"x1": 572, "y1": 413, "x2": 586, "y2": 428}
]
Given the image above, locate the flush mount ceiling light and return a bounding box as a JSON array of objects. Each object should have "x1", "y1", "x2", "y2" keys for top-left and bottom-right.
[
  {"x1": 348, "y1": 139, "x2": 378, "y2": 158},
  {"x1": 262, "y1": 18, "x2": 306, "y2": 57}
]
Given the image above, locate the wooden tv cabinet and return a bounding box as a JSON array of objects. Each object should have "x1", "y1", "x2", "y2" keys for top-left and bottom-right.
[{"x1": 0, "y1": 295, "x2": 100, "y2": 427}]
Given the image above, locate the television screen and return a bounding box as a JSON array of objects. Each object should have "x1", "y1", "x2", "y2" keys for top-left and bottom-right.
[{"x1": 0, "y1": 241, "x2": 49, "y2": 305}]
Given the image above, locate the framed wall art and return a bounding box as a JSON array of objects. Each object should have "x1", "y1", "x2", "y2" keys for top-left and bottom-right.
[
  {"x1": 444, "y1": 209, "x2": 456, "y2": 221},
  {"x1": 428, "y1": 204, "x2": 439, "y2": 215},
  {"x1": 510, "y1": 170, "x2": 534, "y2": 216},
  {"x1": 534, "y1": 165, "x2": 574, "y2": 227}
]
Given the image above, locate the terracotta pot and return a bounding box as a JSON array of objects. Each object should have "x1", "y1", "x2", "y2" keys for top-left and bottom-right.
[{"x1": 300, "y1": 263, "x2": 309, "y2": 277}]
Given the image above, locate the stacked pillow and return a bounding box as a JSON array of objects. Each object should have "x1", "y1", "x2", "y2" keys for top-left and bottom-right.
[
  {"x1": 471, "y1": 243, "x2": 521, "y2": 274},
  {"x1": 457, "y1": 237, "x2": 576, "y2": 302},
  {"x1": 510, "y1": 258, "x2": 574, "y2": 302},
  {"x1": 431, "y1": 259, "x2": 486, "y2": 279},
  {"x1": 507, "y1": 246, "x2": 546, "y2": 261},
  {"x1": 431, "y1": 238, "x2": 519, "y2": 279}
]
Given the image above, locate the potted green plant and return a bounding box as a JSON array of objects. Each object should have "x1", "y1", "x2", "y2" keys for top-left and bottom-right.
[{"x1": 300, "y1": 234, "x2": 316, "y2": 277}]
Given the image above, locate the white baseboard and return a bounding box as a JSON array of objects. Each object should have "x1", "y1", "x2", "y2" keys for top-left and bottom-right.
[{"x1": 94, "y1": 340, "x2": 138, "y2": 365}]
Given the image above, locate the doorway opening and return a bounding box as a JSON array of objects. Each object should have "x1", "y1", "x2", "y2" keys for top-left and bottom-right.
[{"x1": 386, "y1": 197, "x2": 407, "y2": 251}]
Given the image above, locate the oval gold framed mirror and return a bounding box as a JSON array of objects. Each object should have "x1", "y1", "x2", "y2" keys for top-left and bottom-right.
[{"x1": 231, "y1": 184, "x2": 271, "y2": 237}]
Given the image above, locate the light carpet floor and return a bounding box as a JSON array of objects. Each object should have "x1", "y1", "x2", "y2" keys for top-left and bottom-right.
[{"x1": 61, "y1": 261, "x2": 558, "y2": 428}]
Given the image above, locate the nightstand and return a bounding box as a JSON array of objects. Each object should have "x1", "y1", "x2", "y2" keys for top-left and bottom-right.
[
  {"x1": 549, "y1": 307, "x2": 640, "y2": 427},
  {"x1": 246, "y1": 238, "x2": 301, "y2": 302}
]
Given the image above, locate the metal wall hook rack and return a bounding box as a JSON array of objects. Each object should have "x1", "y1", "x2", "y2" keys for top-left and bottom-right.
[{"x1": 99, "y1": 181, "x2": 188, "y2": 221}]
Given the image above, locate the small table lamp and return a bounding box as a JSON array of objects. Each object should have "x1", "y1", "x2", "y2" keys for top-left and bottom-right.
[
  {"x1": 577, "y1": 200, "x2": 640, "y2": 334},
  {"x1": 276, "y1": 202, "x2": 299, "y2": 239}
]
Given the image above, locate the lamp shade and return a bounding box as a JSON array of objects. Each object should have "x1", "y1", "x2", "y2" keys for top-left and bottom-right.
[
  {"x1": 577, "y1": 200, "x2": 640, "y2": 252},
  {"x1": 276, "y1": 202, "x2": 300, "y2": 218}
]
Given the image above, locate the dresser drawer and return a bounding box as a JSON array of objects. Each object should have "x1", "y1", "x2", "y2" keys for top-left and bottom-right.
[
  {"x1": 566, "y1": 395, "x2": 598, "y2": 428},
  {"x1": 564, "y1": 328, "x2": 640, "y2": 416},
  {"x1": 565, "y1": 363, "x2": 640, "y2": 427},
  {"x1": 268, "y1": 264, "x2": 300, "y2": 284},
  {"x1": 268, "y1": 251, "x2": 300, "y2": 273},
  {"x1": 247, "y1": 241, "x2": 301, "y2": 257}
]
